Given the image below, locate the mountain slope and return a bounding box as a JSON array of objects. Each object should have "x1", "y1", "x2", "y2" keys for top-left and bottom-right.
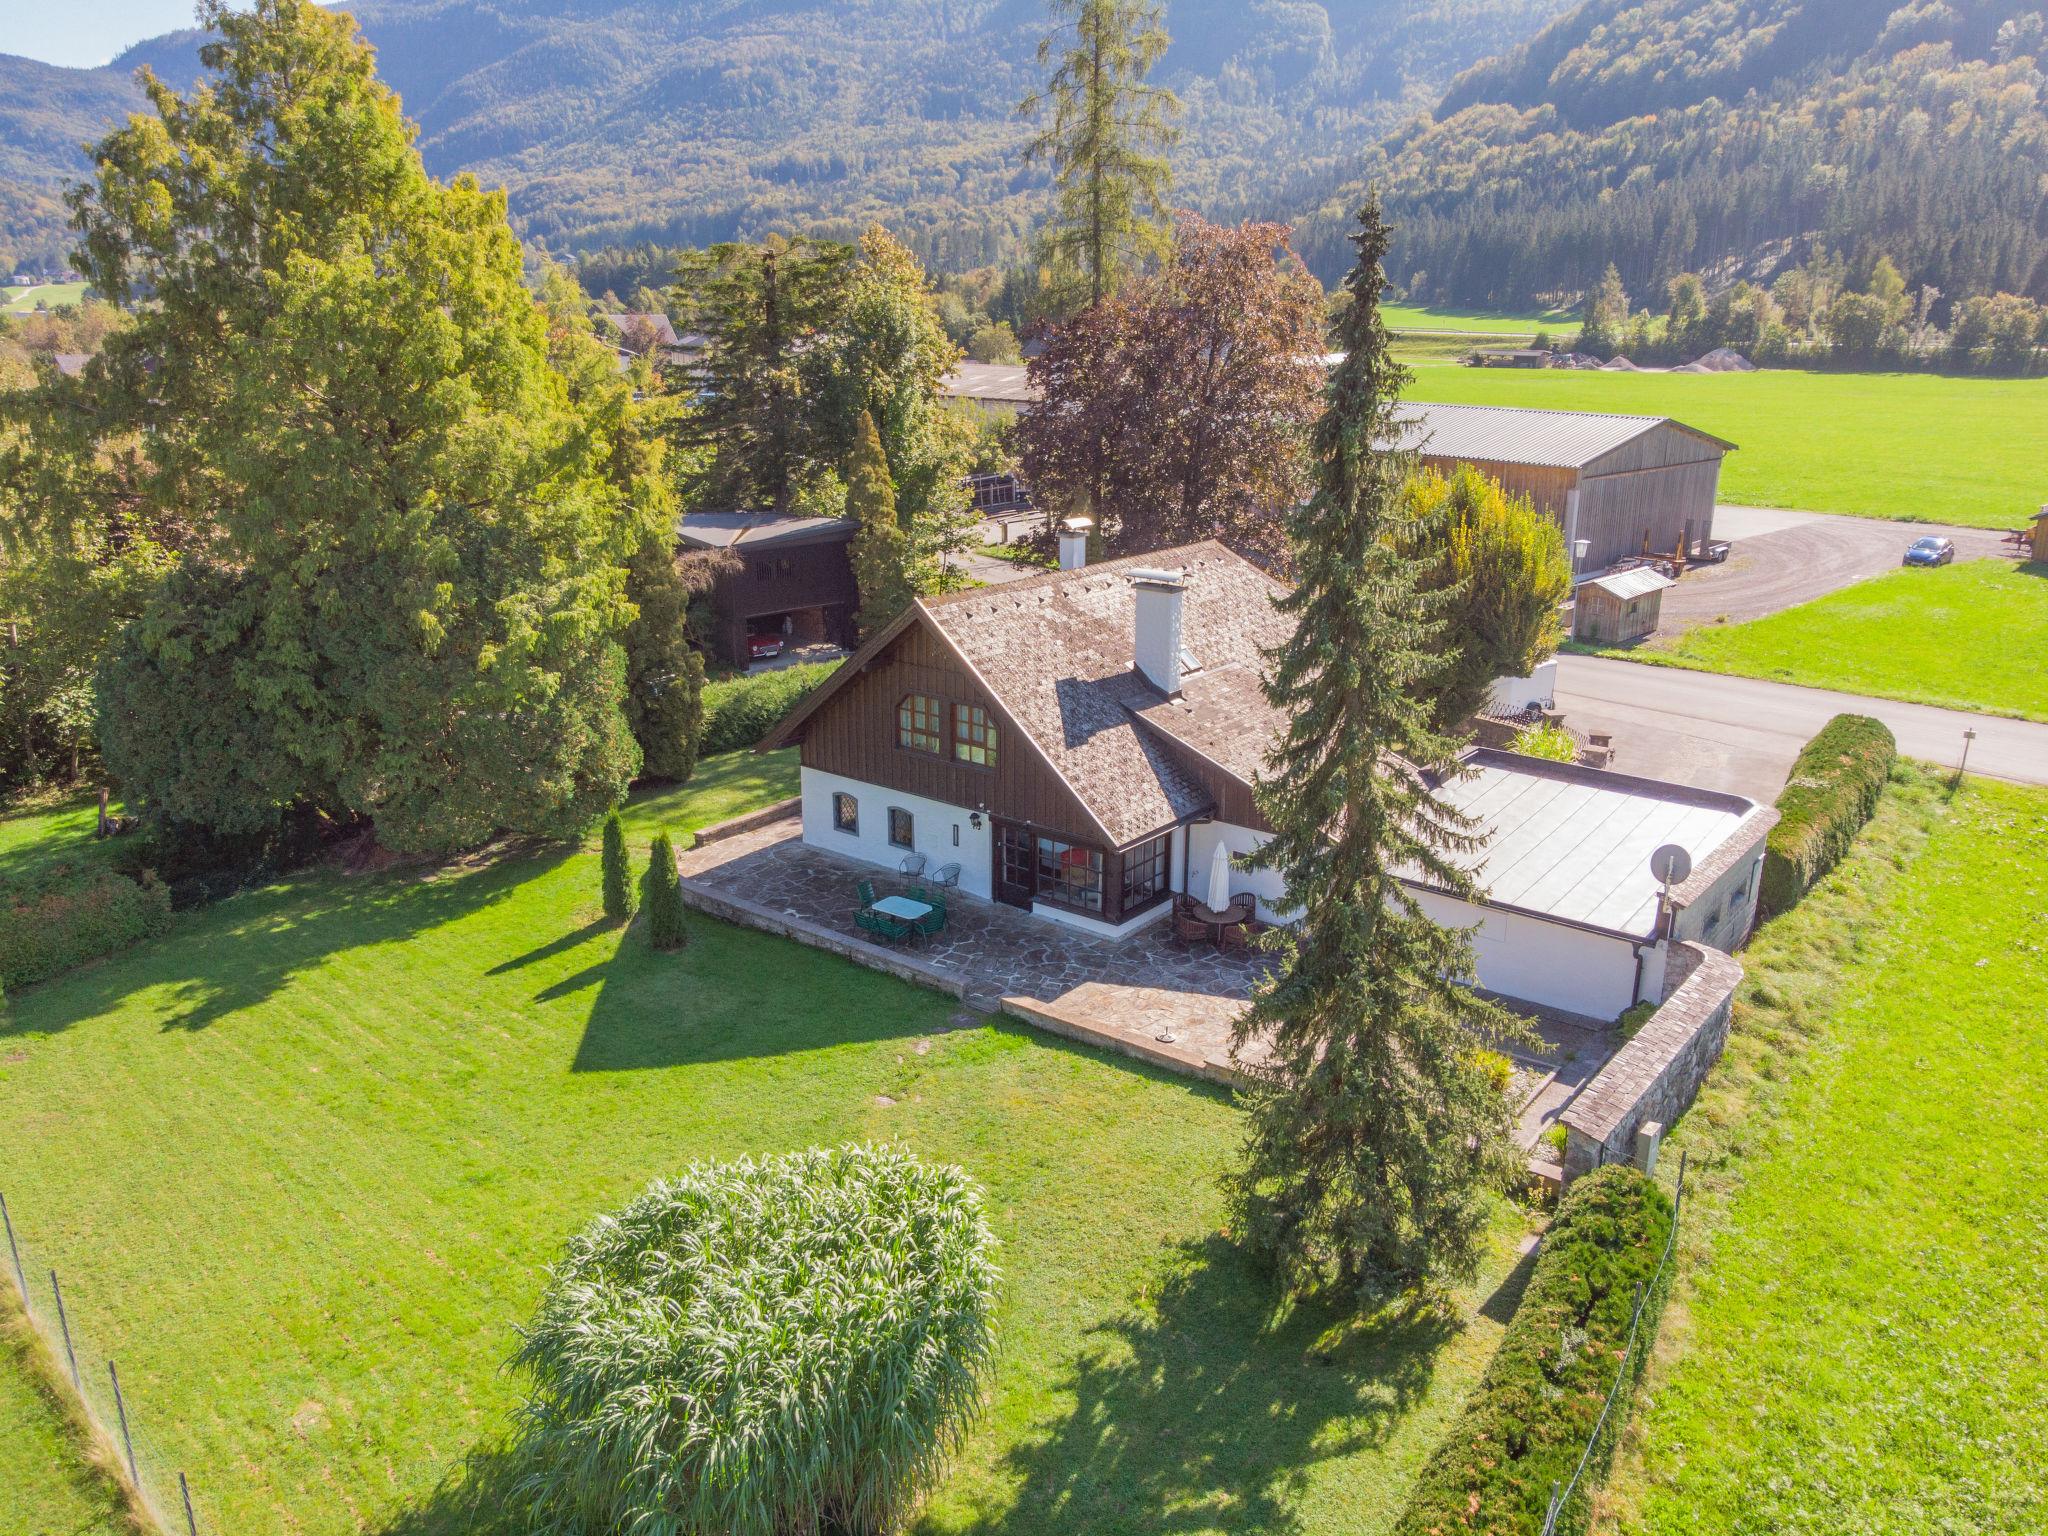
[
  {"x1": 0, "y1": 0, "x2": 1571, "y2": 274},
  {"x1": 1300, "y1": 0, "x2": 2048, "y2": 308}
]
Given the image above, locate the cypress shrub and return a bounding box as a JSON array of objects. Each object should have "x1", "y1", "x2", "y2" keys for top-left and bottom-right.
[
  {"x1": 599, "y1": 809, "x2": 632, "y2": 921},
  {"x1": 509, "y1": 1145, "x2": 1000, "y2": 1536},
  {"x1": 699, "y1": 660, "x2": 841, "y2": 756},
  {"x1": 1760, "y1": 714, "x2": 1896, "y2": 915},
  {"x1": 0, "y1": 868, "x2": 174, "y2": 989},
  {"x1": 1393, "y1": 1165, "x2": 1676, "y2": 1536},
  {"x1": 643, "y1": 830, "x2": 686, "y2": 950}
]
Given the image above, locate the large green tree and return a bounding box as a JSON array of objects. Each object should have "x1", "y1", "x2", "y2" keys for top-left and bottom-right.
[
  {"x1": 847, "y1": 411, "x2": 913, "y2": 639},
  {"x1": 72, "y1": 0, "x2": 644, "y2": 852},
  {"x1": 1397, "y1": 463, "x2": 1571, "y2": 734},
  {"x1": 1228, "y1": 197, "x2": 1529, "y2": 1302},
  {"x1": 1021, "y1": 0, "x2": 1181, "y2": 307},
  {"x1": 670, "y1": 236, "x2": 854, "y2": 512}
]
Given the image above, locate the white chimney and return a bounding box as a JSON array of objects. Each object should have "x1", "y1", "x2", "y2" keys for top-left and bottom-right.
[
  {"x1": 1058, "y1": 514, "x2": 1093, "y2": 570},
  {"x1": 1129, "y1": 567, "x2": 1186, "y2": 696}
]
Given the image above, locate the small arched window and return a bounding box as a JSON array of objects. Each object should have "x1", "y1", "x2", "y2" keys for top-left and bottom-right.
[
  {"x1": 898, "y1": 693, "x2": 943, "y2": 754},
  {"x1": 954, "y1": 703, "x2": 998, "y2": 768}
]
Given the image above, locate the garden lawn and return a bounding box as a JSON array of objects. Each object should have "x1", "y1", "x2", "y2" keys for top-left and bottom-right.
[
  {"x1": 0, "y1": 751, "x2": 1526, "y2": 1536},
  {"x1": 0, "y1": 792, "x2": 126, "y2": 885},
  {"x1": 1402, "y1": 365, "x2": 2048, "y2": 528},
  {"x1": 1641, "y1": 560, "x2": 2048, "y2": 721},
  {"x1": 1610, "y1": 776, "x2": 2048, "y2": 1534}
]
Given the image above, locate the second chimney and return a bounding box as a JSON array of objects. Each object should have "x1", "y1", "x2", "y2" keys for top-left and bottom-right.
[
  {"x1": 1058, "y1": 515, "x2": 1093, "y2": 570},
  {"x1": 1128, "y1": 567, "x2": 1186, "y2": 696}
]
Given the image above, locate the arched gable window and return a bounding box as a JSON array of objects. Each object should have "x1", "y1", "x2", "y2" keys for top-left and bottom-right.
[
  {"x1": 953, "y1": 703, "x2": 998, "y2": 768},
  {"x1": 898, "y1": 693, "x2": 943, "y2": 754}
]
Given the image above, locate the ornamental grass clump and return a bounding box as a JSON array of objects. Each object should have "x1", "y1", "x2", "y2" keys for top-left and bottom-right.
[{"x1": 509, "y1": 1144, "x2": 1000, "y2": 1536}]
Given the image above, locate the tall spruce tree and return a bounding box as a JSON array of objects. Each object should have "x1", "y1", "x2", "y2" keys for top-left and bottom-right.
[
  {"x1": 1021, "y1": 0, "x2": 1181, "y2": 306},
  {"x1": 1228, "y1": 196, "x2": 1532, "y2": 1302},
  {"x1": 847, "y1": 411, "x2": 913, "y2": 639},
  {"x1": 78, "y1": 0, "x2": 642, "y2": 853}
]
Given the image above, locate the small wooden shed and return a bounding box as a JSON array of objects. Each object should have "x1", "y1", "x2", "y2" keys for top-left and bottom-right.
[
  {"x1": 2032, "y1": 506, "x2": 2048, "y2": 562},
  {"x1": 1574, "y1": 567, "x2": 1675, "y2": 644}
]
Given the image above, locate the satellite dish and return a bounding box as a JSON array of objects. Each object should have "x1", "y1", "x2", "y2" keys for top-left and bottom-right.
[{"x1": 1649, "y1": 843, "x2": 1693, "y2": 888}]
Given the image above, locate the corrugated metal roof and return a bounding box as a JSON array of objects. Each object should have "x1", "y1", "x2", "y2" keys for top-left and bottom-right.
[
  {"x1": 1584, "y1": 568, "x2": 1675, "y2": 601},
  {"x1": 1431, "y1": 755, "x2": 1752, "y2": 937},
  {"x1": 940, "y1": 362, "x2": 1037, "y2": 404},
  {"x1": 676, "y1": 511, "x2": 855, "y2": 551},
  {"x1": 1397, "y1": 402, "x2": 1733, "y2": 470}
]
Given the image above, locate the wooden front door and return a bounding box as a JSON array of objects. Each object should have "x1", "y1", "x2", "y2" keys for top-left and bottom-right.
[{"x1": 993, "y1": 819, "x2": 1035, "y2": 908}]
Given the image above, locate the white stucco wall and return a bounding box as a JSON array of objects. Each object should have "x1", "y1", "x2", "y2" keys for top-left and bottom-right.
[
  {"x1": 1194, "y1": 818, "x2": 1656, "y2": 1023},
  {"x1": 799, "y1": 767, "x2": 993, "y2": 899},
  {"x1": 1409, "y1": 888, "x2": 1650, "y2": 1022}
]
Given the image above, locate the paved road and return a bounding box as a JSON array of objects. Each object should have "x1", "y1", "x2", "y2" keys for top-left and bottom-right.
[{"x1": 1555, "y1": 654, "x2": 2048, "y2": 803}]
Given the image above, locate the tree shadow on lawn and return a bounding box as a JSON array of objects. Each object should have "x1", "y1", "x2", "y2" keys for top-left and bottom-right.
[
  {"x1": 566, "y1": 908, "x2": 950, "y2": 1072},
  {"x1": 0, "y1": 844, "x2": 575, "y2": 1039},
  {"x1": 977, "y1": 1235, "x2": 1460, "y2": 1536}
]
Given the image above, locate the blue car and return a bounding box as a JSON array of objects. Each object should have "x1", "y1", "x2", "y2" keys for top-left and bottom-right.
[{"x1": 1903, "y1": 536, "x2": 1954, "y2": 567}]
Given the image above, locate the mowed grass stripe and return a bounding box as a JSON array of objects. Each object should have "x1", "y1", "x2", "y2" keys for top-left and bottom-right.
[
  {"x1": 1644, "y1": 559, "x2": 2048, "y2": 722},
  {"x1": 0, "y1": 755, "x2": 1524, "y2": 1535}
]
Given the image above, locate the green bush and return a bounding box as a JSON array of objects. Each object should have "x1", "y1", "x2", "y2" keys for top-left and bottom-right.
[
  {"x1": 509, "y1": 1145, "x2": 1000, "y2": 1536},
  {"x1": 1760, "y1": 714, "x2": 1896, "y2": 915},
  {"x1": 599, "y1": 809, "x2": 631, "y2": 921},
  {"x1": 1393, "y1": 1165, "x2": 1676, "y2": 1536},
  {"x1": 699, "y1": 660, "x2": 841, "y2": 756},
  {"x1": 643, "y1": 830, "x2": 686, "y2": 950},
  {"x1": 0, "y1": 867, "x2": 173, "y2": 989},
  {"x1": 1511, "y1": 721, "x2": 1579, "y2": 762}
]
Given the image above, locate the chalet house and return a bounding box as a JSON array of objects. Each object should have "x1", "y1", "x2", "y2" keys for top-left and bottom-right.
[
  {"x1": 761, "y1": 543, "x2": 1774, "y2": 1023},
  {"x1": 677, "y1": 511, "x2": 859, "y2": 668}
]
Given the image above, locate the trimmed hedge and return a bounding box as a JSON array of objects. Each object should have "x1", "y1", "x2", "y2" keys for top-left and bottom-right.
[
  {"x1": 1394, "y1": 1165, "x2": 1676, "y2": 1536},
  {"x1": 699, "y1": 660, "x2": 842, "y2": 757},
  {"x1": 0, "y1": 867, "x2": 173, "y2": 989},
  {"x1": 1760, "y1": 713, "x2": 1896, "y2": 915}
]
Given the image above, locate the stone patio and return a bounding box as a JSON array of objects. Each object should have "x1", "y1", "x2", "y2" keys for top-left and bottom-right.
[{"x1": 677, "y1": 811, "x2": 1617, "y2": 1141}]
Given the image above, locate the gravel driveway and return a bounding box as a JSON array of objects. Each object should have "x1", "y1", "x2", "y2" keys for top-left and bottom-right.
[{"x1": 1656, "y1": 506, "x2": 2019, "y2": 633}]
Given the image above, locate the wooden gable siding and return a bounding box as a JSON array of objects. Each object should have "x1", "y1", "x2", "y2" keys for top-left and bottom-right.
[
  {"x1": 1419, "y1": 455, "x2": 1577, "y2": 521},
  {"x1": 711, "y1": 541, "x2": 858, "y2": 664},
  {"x1": 795, "y1": 619, "x2": 1104, "y2": 844}
]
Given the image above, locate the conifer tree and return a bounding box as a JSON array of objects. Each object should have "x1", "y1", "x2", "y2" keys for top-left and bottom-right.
[
  {"x1": 623, "y1": 539, "x2": 705, "y2": 783},
  {"x1": 847, "y1": 411, "x2": 913, "y2": 638},
  {"x1": 601, "y1": 809, "x2": 632, "y2": 921},
  {"x1": 643, "y1": 830, "x2": 687, "y2": 951},
  {"x1": 1228, "y1": 196, "x2": 1531, "y2": 1302},
  {"x1": 1021, "y1": 0, "x2": 1181, "y2": 306}
]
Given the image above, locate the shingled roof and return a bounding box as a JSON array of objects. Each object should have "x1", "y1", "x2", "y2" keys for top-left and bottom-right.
[
  {"x1": 922, "y1": 542, "x2": 1291, "y2": 844},
  {"x1": 764, "y1": 540, "x2": 1292, "y2": 846}
]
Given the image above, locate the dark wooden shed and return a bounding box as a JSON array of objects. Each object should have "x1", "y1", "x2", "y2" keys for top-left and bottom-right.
[
  {"x1": 1573, "y1": 567, "x2": 1675, "y2": 644},
  {"x1": 676, "y1": 511, "x2": 859, "y2": 668}
]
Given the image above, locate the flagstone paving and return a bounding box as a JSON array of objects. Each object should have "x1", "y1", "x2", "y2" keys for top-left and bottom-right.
[{"x1": 679, "y1": 814, "x2": 1619, "y2": 1118}]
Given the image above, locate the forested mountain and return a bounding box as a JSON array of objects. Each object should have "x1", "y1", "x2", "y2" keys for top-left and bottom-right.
[
  {"x1": 1299, "y1": 0, "x2": 2048, "y2": 310},
  {"x1": 0, "y1": 0, "x2": 1570, "y2": 276}
]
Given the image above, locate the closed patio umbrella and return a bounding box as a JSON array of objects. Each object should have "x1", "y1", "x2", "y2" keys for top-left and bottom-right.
[{"x1": 1206, "y1": 840, "x2": 1233, "y2": 912}]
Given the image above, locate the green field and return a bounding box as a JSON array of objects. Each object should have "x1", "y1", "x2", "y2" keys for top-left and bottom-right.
[
  {"x1": 0, "y1": 282, "x2": 89, "y2": 314},
  {"x1": 0, "y1": 751, "x2": 1523, "y2": 1536},
  {"x1": 1403, "y1": 365, "x2": 2048, "y2": 528},
  {"x1": 1631, "y1": 560, "x2": 2048, "y2": 721},
  {"x1": 1611, "y1": 774, "x2": 2048, "y2": 1534},
  {"x1": 1379, "y1": 303, "x2": 1574, "y2": 336}
]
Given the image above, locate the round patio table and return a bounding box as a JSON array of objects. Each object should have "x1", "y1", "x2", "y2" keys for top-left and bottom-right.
[{"x1": 1189, "y1": 897, "x2": 1252, "y2": 944}]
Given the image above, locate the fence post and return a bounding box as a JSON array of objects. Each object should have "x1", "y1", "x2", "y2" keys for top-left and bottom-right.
[
  {"x1": 180, "y1": 1471, "x2": 198, "y2": 1536},
  {"x1": 49, "y1": 1270, "x2": 80, "y2": 1389},
  {"x1": 108, "y1": 1359, "x2": 140, "y2": 1489},
  {"x1": 1543, "y1": 1478, "x2": 1561, "y2": 1536},
  {"x1": 0, "y1": 1190, "x2": 25, "y2": 1305}
]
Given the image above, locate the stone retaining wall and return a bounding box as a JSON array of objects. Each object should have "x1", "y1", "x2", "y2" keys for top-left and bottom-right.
[
  {"x1": 1560, "y1": 941, "x2": 1743, "y2": 1180},
  {"x1": 688, "y1": 795, "x2": 801, "y2": 848}
]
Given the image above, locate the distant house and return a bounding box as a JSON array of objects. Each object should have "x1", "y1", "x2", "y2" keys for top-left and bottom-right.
[
  {"x1": 677, "y1": 510, "x2": 859, "y2": 668},
  {"x1": 966, "y1": 470, "x2": 1031, "y2": 515},
  {"x1": 1573, "y1": 566, "x2": 1675, "y2": 643},
  {"x1": 601, "y1": 312, "x2": 705, "y2": 369},
  {"x1": 51, "y1": 353, "x2": 90, "y2": 379},
  {"x1": 1470, "y1": 347, "x2": 1552, "y2": 368},
  {"x1": 1397, "y1": 403, "x2": 1734, "y2": 572},
  {"x1": 761, "y1": 540, "x2": 1772, "y2": 1022}
]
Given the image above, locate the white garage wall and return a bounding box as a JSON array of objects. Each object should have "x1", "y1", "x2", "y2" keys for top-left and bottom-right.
[{"x1": 799, "y1": 767, "x2": 993, "y2": 899}]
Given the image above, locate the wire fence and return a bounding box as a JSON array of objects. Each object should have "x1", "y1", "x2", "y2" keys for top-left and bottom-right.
[
  {"x1": 2, "y1": 1188, "x2": 205, "y2": 1536},
  {"x1": 1538, "y1": 1149, "x2": 1687, "y2": 1536}
]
